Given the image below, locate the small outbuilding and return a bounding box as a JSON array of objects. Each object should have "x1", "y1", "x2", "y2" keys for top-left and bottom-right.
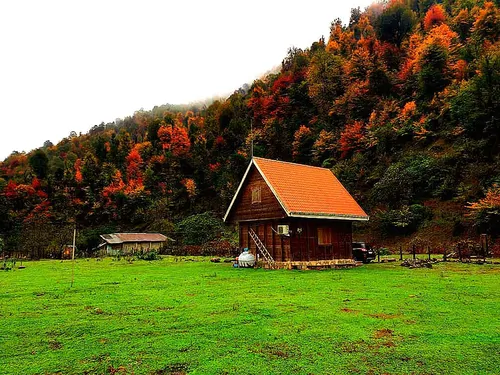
[
  {"x1": 99, "y1": 233, "x2": 168, "y2": 255},
  {"x1": 224, "y1": 157, "x2": 369, "y2": 269}
]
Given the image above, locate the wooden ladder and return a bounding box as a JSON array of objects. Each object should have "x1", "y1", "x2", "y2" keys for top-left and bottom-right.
[{"x1": 249, "y1": 228, "x2": 276, "y2": 269}]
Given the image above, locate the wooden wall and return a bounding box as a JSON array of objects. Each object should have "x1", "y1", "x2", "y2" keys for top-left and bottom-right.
[
  {"x1": 229, "y1": 166, "x2": 286, "y2": 222},
  {"x1": 106, "y1": 242, "x2": 165, "y2": 254},
  {"x1": 239, "y1": 218, "x2": 352, "y2": 262}
]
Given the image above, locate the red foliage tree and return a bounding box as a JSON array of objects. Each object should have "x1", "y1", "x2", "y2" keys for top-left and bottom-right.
[
  {"x1": 74, "y1": 158, "x2": 83, "y2": 183},
  {"x1": 158, "y1": 124, "x2": 191, "y2": 157},
  {"x1": 126, "y1": 147, "x2": 143, "y2": 181},
  {"x1": 339, "y1": 121, "x2": 366, "y2": 157},
  {"x1": 102, "y1": 170, "x2": 125, "y2": 206},
  {"x1": 4, "y1": 180, "x2": 19, "y2": 199}
]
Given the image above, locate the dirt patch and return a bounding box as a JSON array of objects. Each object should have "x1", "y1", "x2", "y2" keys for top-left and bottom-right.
[
  {"x1": 108, "y1": 365, "x2": 127, "y2": 374},
  {"x1": 152, "y1": 362, "x2": 190, "y2": 375},
  {"x1": 341, "y1": 340, "x2": 366, "y2": 353},
  {"x1": 341, "y1": 308, "x2": 360, "y2": 314},
  {"x1": 48, "y1": 340, "x2": 62, "y2": 350},
  {"x1": 368, "y1": 313, "x2": 401, "y2": 320},
  {"x1": 84, "y1": 306, "x2": 107, "y2": 315},
  {"x1": 156, "y1": 306, "x2": 174, "y2": 311},
  {"x1": 252, "y1": 343, "x2": 292, "y2": 359},
  {"x1": 373, "y1": 328, "x2": 393, "y2": 339},
  {"x1": 269, "y1": 350, "x2": 289, "y2": 358}
]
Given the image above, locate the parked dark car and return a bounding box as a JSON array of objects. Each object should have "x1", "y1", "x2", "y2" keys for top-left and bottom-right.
[{"x1": 352, "y1": 242, "x2": 376, "y2": 263}]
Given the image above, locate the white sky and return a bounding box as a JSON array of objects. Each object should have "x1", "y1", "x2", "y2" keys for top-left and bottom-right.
[{"x1": 0, "y1": 0, "x2": 373, "y2": 160}]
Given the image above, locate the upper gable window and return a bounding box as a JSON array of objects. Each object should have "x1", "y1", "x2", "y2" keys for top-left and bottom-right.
[{"x1": 251, "y1": 186, "x2": 261, "y2": 204}]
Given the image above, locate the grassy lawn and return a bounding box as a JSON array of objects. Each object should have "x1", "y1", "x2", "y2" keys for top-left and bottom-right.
[{"x1": 0, "y1": 258, "x2": 499, "y2": 374}]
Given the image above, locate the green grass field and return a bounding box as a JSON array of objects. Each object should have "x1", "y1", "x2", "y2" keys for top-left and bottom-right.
[{"x1": 1, "y1": 258, "x2": 499, "y2": 375}]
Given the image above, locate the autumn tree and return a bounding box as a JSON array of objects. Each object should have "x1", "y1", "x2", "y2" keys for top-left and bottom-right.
[
  {"x1": 424, "y1": 4, "x2": 446, "y2": 31},
  {"x1": 307, "y1": 50, "x2": 344, "y2": 119},
  {"x1": 29, "y1": 149, "x2": 49, "y2": 179},
  {"x1": 416, "y1": 24, "x2": 459, "y2": 99},
  {"x1": 126, "y1": 147, "x2": 143, "y2": 181},
  {"x1": 471, "y1": 1, "x2": 500, "y2": 43},
  {"x1": 158, "y1": 123, "x2": 191, "y2": 157},
  {"x1": 292, "y1": 126, "x2": 315, "y2": 163},
  {"x1": 312, "y1": 130, "x2": 337, "y2": 164},
  {"x1": 81, "y1": 153, "x2": 100, "y2": 190},
  {"x1": 451, "y1": 44, "x2": 500, "y2": 136},
  {"x1": 375, "y1": 1, "x2": 417, "y2": 46},
  {"x1": 339, "y1": 121, "x2": 366, "y2": 157},
  {"x1": 467, "y1": 184, "x2": 500, "y2": 235}
]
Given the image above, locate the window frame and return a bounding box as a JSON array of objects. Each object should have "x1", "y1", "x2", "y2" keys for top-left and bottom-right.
[
  {"x1": 251, "y1": 186, "x2": 261, "y2": 204},
  {"x1": 317, "y1": 227, "x2": 333, "y2": 245}
]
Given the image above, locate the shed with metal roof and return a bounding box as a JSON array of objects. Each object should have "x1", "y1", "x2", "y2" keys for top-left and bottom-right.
[{"x1": 99, "y1": 233, "x2": 169, "y2": 254}]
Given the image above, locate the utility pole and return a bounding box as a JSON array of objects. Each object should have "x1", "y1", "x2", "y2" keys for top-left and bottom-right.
[{"x1": 71, "y1": 225, "x2": 76, "y2": 287}]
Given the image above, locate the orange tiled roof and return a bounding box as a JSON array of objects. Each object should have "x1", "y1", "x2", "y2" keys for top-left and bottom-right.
[{"x1": 252, "y1": 157, "x2": 368, "y2": 220}]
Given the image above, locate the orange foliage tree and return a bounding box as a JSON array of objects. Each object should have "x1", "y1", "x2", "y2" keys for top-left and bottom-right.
[
  {"x1": 467, "y1": 185, "x2": 500, "y2": 214},
  {"x1": 158, "y1": 124, "x2": 191, "y2": 157},
  {"x1": 182, "y1": 178, "x2": 196, "y2": 198},
  {"x1": 339, "y1": 121, "x2": 366, "y2": 157},
  {"x1": 126, "y1": 147, "x2": 143, "y2": 181},
  {"x1": 467, "y1": 184, "x2": 500, "y2": 234},
  {"x1": 424, "y1": 4, "x2": 446, "y2": 31},
  {"x1": 472, "y1": 2, "x2": 500, "y2": 43}
]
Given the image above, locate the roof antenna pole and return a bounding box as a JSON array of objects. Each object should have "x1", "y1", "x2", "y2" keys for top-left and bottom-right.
[{"x1": 250, "y1": 119, "x2": 254, "y2": 159}]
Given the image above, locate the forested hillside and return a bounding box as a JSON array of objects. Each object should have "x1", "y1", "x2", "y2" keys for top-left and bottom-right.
[{"x1": 1, "y1": 0, "x2": 499, "y2": 256}]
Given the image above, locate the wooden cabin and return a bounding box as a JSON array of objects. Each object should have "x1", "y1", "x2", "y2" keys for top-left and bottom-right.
[{"x1": 224, "y1": 157, "x2": 369, "y2": 269}]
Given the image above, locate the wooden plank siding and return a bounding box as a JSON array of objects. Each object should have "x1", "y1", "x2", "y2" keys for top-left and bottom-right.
[
  {"x1": 229, "y1": 166, "x2": 286, "y2": 222},
  {"x1": 238, "y1": 218, "x2": 352, "y2": 262}
]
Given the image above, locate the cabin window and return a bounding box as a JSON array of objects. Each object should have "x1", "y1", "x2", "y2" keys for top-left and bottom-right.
[
  {"x1": 318, "y1": 227, "x2": 332, "y2": 245},
  {"x1": 251, "y1": 186, "x2": 261, "y2": 204}
]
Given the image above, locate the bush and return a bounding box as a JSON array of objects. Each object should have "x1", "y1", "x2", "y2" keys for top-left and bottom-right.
[
  {"x1": 135, "y1": 250, "x2": 161, "y2": 261},
  {"x1": 377, "y1": 247, "x2": 391, "y2": 256},
  {"x1": 371, "y1": 155, "x2": 451, "y2": 208},
  {"x1": 200, "y1": 240, "x2": 238, "y2": 257},
  {"x1": 177, "y1": 212, "x2": 223, "y2": 246},
  {"x1": 374, "y1": 204, "x2": 433, "y2": 237}
]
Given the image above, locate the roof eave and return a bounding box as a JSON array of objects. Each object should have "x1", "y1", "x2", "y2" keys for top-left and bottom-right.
[
  {"x1": 223, "y1": 159, "x2": 255, "y2": 222},
  {"x1": 288, "y1": 212, "x2": 369, "y2": 221}
]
